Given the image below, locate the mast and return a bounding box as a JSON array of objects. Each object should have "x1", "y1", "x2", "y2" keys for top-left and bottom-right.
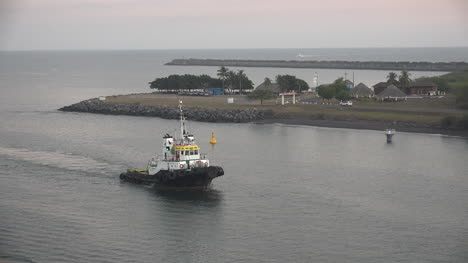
[{"x1": 179, "y1": 100, "x2": 185, "y2": 143}]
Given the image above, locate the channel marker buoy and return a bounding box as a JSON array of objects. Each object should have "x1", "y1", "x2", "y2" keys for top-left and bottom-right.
[
  {"x1": 385, "y1": 129, "x2": 395, "y2": 143},
  {"x1": 210, "y1": 132, "x2": 217, "y2": 144}
]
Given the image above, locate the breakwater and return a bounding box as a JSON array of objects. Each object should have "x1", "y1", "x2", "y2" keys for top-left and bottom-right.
[
  {"x1": 59, "y1": 99, "x2": 266, "y2": 123},
  {"x1": 166, "y1": 58, "x2": 468, "y2": 72}
]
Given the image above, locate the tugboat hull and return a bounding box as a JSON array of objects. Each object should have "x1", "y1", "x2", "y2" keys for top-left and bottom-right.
[{"x1": 120, "y1": 166, "x2": 224, "y2": 188}]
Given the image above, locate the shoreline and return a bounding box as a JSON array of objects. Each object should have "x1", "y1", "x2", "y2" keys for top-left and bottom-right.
[
  {"x1": 256, "y1": 117, "x2": 468, "y2": 137},
  {"x1": 58, "y1": 98, "x2": 266, "y2": 123},
  {"x1": 59, "y1": 98, "x2": 468, "y2": 138}
]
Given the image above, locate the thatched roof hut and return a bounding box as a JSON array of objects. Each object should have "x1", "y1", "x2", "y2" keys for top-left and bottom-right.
[
  {"x1": 376, "y1": 84, "x2": 407, "y2": 101},
  {"x1": 351, "y1": 83, "x2": 374, "y2": 98},
  {"x1": 255, "y1": 81, "x2": 281, "y2": 94}
]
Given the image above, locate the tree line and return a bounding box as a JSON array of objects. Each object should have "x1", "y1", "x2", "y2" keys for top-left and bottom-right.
[
  {"x1": 149, "y1": 67, "x2": 255, "y2": 93},
  {"x1": 316, "y1": 70, "x2": 416, "y2": 102},
  {"x1": 316, "y1": 77, "x2": 351, "y2": 102},
  {"x1": 149, "y1": 66, "x2": 310, "y2": 95},
  {"x1": 149, "y1": 74, "x2": 222, "y2": 92},
  {"x1": 387, "y1": 70, "x2": 453, "y2": 93},
  {"x1": 414, "y1": 71, "x2": 468, "y2": 109},
  {"x1": 216, "y1": 66, "x2": 254, "y2": 93}
]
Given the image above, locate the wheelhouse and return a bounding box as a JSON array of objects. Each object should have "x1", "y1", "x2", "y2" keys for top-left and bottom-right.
[{"x1": 172, "y1": 145, "x2": 200, "y2": 160}]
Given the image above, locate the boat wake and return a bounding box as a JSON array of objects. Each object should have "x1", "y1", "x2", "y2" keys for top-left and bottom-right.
[
  {"x1": 0, "y1": 147, "x2": 124, "y2": 174},
  {"x1": 296, "y1": 53, "x2": 319, "y2": 58}
]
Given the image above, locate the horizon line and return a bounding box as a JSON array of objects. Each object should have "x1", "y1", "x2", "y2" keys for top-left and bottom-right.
[{"x1": 1, "y1": 46, "x2": 468, "y2": 52}]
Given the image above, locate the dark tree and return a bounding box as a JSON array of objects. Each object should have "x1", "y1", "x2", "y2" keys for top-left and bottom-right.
[
  {"x1": 225, "y1": 70, "x2": 254, "y2": 93},
  {"x1": 149, "y1": 74, "x2": 221, "y2": 91},
  {"x1": 329, "y1": 77, "x2": 348, "y2": 96},
  {"x1": 399, "y1": 71, "x2": 412, "y2": 93},
  {"x1": 276, "y1": 75, "x2": 309, "y2": 92},
  {"x1": 455, "y1": 85, "x2": 468, "y2": 109},
  {"x1": 387, "y1": 72, "x2": 399, "y2": 85},
  {"x1": 335, "y1": 89, "x2": 351, "y2": 101},
  {"x1": 217, "y1": 66, "x2": 229, "y2": 94},
  {"x1": 248, "y1": 88, "x2": 276, "y2": 104},
  {"x1": 317, "y1": 85, "x2": 335, "y2": 102}
]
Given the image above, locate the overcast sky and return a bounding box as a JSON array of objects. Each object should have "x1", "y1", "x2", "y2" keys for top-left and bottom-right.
[{"x1": 0, "y1": 0, "x2": 467, "y2": 50}]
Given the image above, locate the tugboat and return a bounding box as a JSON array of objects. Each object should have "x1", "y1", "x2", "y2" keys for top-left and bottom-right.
[{"x1": 120, "y1": 100, "x2": 224, "y2": 188}]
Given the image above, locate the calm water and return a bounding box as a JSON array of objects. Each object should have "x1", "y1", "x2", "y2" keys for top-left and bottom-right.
[{"x1": 1, "y1": 49, "x2": 468, "y2": 263}]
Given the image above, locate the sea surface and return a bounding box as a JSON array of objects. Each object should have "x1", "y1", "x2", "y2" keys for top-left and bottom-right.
[{"x1": 0, "y1": 48, "x2": 467, "y2": 263}]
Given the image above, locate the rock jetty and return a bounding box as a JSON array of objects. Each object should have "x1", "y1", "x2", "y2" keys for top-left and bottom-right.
[
  {"x1": 166, "y1": 58, "x2": 468, "y2": 72},
  {"x1": 59, "y1": 99, "x2": 266, "y2": 123}
]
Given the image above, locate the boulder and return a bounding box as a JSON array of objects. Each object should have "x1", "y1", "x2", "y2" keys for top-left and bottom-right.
[{"x1": 59, "y1": 99, "x2": 266, "y2": 123}]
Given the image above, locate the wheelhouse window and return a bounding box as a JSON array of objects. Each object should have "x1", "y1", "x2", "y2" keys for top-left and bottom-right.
[{"x1": 194, "y1": 150, "x2": 198, "y2": 155}]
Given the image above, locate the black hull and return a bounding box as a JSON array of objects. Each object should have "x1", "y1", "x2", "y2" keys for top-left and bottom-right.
[{"x1": 120, "y1": 166, "x2": 224, "y2": 188}]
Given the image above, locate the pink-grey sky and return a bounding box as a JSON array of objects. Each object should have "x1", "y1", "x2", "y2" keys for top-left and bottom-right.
[{"x1": 1, "y1": 0, "x2": 467, "y2": 50}]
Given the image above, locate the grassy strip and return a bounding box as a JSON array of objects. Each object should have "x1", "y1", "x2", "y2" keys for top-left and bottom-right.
[
  {"x1": 268, "y1": 105, "x2": 446, "y2": 124},
  {"x1": 106, "y1": 94, "x2": 457, "y2": 125}
]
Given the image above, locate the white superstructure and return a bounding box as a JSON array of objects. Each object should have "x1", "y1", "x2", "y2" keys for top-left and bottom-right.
[{"x1": 147, "y1": 101, "x2": 209, "y2": 175}]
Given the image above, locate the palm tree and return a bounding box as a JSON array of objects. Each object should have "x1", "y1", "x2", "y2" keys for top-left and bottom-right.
[
  {"x1": 387, "y1": 72, "x2": 399, "y2": 85},
  {"x1": 399, "y1": 71, "x2": 412, "y2": 93},
  {"x1": 264, "y1": 77, "x2": 272, "y2": 87},
  {"x1": 217, "y1": 66, "x2": 229, "y2": 95},
  {"x1": 226, "y1": 70, "x2": 237, "y2": 94},
  {"x1": 238, "y1": 70, "x2": 246, "y2": 94}
]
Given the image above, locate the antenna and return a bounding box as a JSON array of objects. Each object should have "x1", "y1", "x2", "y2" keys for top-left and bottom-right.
[
  {"x1": 353, "y1": 72, "x2": 355, "y2": 88},
  {"x1": 179, "y1": 100, "x2": 185, "y2": 143}
]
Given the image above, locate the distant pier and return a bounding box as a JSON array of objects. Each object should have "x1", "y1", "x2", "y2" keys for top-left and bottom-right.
[{"x1": 165, "y1": 58, "x2": 468, "y2": 72}]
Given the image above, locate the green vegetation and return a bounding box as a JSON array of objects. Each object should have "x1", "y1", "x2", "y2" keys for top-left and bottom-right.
[
  {"x1": 440, "y1": 114, "x2": 468, "y2": 129},
  {"x1": 217, "y1": 66, "x2": 229, "y2": 94},
  {"x1": 234, "y1": 70, "x2": 254, "y2": 92},
  {"x1": 106, "y1": 93, "x2": 468, "y2": 131},
  {"x1": 416, "y1": 71, "x2": 468, "y2": 109},
  {"x1": 275, "y1": 75, "x2": 309, "y2": 92},
  {"x1": 415, "y1": 76, "x2": 450, "y2": 93},
  {"x1": 149, "y1": 68, "x2": 254, "y2": 93},
  {"x1": 142, "y1": 69, "x2": 468, "y2": 131},
  {"x1": 335, "y1": 89, "x2": 351, "y2": 101},
  {"x1": 219, "y1": 67, "x2": 254, "y2": 92},
  {"x1": 386, "y1": 72, "x2": 399, "y2": 85},
  {"x1": 398, "y1": 70, "x2": 412, "y2": 93},
  {"x1": 317, "y1": 77, "x2": 351, "y2": 101},
  {"x1": 455, "y1": 86, "x2": 468, "y2": 109},
  {"x1": 316, "y1": 85, "x2": 335, "y2": 102},
  {"x1": 149, "y1": 74, "x2": 221, "y2": 91},
  {"x1": 442, "y1": 72, "x2": 468, "y2": 109},
  {"x1": 248, "y1": 88, "x2": 276, "y2": 105}
]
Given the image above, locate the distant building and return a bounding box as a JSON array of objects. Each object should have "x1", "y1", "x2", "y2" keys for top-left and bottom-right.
[
  {"x1": 255, "y1": 81, "x2": 281, "y2": 94},
  {"x1": 373, "y1": 82, "x2": 393, "y2": 96},
  {"x1": 406, "y1": 82, "x2": 438, "y2": 96},
  {"x1": 206, "y1": 88, "x2": 223, "y2": 96},
  {"x1": 351, "y1": 83, "x2": 374, "y2": 98},
  {"x1": 376, "y1": 84, "x2": 407, "y2": 101},
  {"x1": 374, "y1": 81, "x2": 439, "y2": 96},
  {"x1": 344, "y1": 79, "x2": 354, "y2": 90}
]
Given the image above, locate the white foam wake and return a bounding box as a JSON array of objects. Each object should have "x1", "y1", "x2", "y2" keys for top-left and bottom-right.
[{"x1": 0, "y1": 147, "x2": 124, "y2": 173}]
